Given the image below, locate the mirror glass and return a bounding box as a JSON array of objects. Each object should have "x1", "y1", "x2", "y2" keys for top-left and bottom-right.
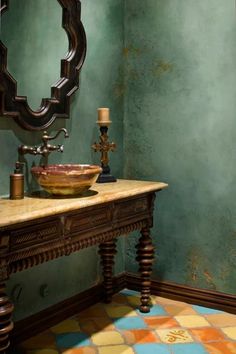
[{"x1": 0, "y1": 0, "x2": 68, "y2": 111}]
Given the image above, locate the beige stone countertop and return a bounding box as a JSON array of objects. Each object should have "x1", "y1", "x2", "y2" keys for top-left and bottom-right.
[{"x1": 0, "y1": 179, "x2": 168, "y2": 228}]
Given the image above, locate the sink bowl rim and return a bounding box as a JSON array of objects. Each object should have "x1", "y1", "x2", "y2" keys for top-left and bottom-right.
[{"x1": 31, "y1": 164, "x2": 102, "y2": 176}]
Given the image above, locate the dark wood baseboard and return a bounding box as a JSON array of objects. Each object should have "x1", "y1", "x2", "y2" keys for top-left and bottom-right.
[
  {"x1": 126, "y1": 272, "x2": 236, "y2": 315},
  {"x1": 11, "y1": 273, "x2": 126, "y2": 346},
  {"x1": 12, "y1": 272, "x2": 236, "y2": 347}
]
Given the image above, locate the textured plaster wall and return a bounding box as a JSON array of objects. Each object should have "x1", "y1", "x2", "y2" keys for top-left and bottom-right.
[
  {"x1": 124, "y1": 0, "x2": 236, "y2": 294},
  {"x1": 0, "y1": 0, "x2": 125, "y2": 320}
]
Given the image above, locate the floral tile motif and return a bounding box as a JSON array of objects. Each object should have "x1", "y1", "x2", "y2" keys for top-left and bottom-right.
[
  {"x1": 156, "y1": 328, "x2": 194, "y2": 344},
  {"x1": 17, "y1": 289, "x2": 236, "y2": 354}
]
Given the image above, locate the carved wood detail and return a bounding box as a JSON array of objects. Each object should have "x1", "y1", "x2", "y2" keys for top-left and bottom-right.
[
  {"x1": 136, "y1": 227, "x2": 154, "y2": 313},
  {"x1": 0, "y1": 283, "x2": 14, "y2": 352},
  {"x1": 99, "y1": 239, "x2": 117, "y2": 303},
  {"x1": 0, "y1": 0, "x2": 86, "y2": 130},
  {"x1": 0, "y1": 191, "x2": 159, "y2": 352}
]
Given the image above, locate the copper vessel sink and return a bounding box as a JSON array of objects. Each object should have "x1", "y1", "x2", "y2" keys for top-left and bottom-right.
[{"x1": 31, "y1": 164, "x2": 102, "y2": 196}]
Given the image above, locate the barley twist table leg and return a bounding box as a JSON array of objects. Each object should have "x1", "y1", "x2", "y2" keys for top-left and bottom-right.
[
  {"x1": 0, "y1": 283, "x2": 14, "y2": 353},
  {"x1": 136, "y1": 227, "x2": 154, "y2": 313},
  {"x1": 99, "y1": 239, "x2": 117, "y2": 303}
]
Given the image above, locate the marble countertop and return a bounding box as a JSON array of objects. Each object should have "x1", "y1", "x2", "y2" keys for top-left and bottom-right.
[{"x1": 0, "y1": 179, "x2": 168, "y2": 228}]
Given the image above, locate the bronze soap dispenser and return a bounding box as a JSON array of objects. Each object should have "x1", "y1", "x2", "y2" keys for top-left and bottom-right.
[{"x1": 10, "y1": 162, "x2": 24, "y2": 200}]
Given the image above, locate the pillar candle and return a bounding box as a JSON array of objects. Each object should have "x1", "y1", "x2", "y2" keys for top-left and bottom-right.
[{"x1": 97, "y1": 108, "x2": 111, "y2": 125}]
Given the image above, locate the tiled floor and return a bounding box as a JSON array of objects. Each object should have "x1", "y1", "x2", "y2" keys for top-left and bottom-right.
[{"x1": 17, "y1": 289, "x2": 236, "y2": 354}]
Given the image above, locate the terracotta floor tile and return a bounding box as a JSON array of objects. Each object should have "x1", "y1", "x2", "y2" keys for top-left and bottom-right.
[
  {"x1": 190, "y1": 327, "x2": 227, "y2": 342},
  {"x1": 63, "y1": 348, "x2": 97, "y2": 354},
  {"x1": 144, "y1": 316, "x2": 179, "y2": 329},
  {"x1": 155, "y1": 297, "x2": 188, "y2": 307},
  {"x1": 204, "y1": 341, "x2": 236, "y2": 354},
  {"x1": 164, "y1": 304, "x2": 197, "y2": 316},
  {"x1": 205, "y1": 314, "x2": 236, "y2": 327},
  {"x1": 123, "y1": 329, "x2": 159, "y2": 344}
]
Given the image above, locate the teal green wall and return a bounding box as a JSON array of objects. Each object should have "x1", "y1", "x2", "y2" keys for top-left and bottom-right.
[
  {"x1": 0, "y1": 0, "x2": 125, "y2": 320},
  {"x1": 124, "y1": 0, "x2": 236, "y2": 294},
  {"x1": 1, "y1": 0, "x2": 236, "y2": 321}
]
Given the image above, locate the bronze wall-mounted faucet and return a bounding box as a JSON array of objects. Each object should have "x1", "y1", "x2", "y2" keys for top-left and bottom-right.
[{"x1": 18, "y1": 128, "x2": 69, "y2": 159}]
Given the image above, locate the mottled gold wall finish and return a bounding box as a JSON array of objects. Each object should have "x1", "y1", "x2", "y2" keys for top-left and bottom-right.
[{"x1": 124, "y1": 0, "x2": 236, "y2": 295}]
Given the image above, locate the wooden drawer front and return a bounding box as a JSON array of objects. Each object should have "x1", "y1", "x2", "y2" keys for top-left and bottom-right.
[
  {"x1": 10, "y1": 220, "x2": 61, "y2": 251},
  {"x1": 116, "y1": 197, "x2": 149, "y2": 219},
  {"x1": 65, "y1": 207, "x2": 111, "y2": 235}
]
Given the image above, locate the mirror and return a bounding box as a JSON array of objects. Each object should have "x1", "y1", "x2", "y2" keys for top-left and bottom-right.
[
  {"x1": 1, "y1": 0, "x2": 68, "y2": 111},
  {"x1": 0, "y1": 0, "x2": 86, "y2": 131}
]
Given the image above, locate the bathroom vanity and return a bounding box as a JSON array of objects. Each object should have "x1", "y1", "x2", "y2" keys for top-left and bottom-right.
[{"x1": 0, "y1": 179, "x2": 167, "y2": 352}]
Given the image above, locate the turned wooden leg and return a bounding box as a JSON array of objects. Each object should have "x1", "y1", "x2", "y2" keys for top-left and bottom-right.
[
  {"x1": 0, "y1": 283, "x2": 14, "y2": 353},
  {"x1": 136, "y1": 227, "x2": 154, "y2": 313},
  {"x1": 99, "y1": 239, "x2": 117, "y2": 303}
]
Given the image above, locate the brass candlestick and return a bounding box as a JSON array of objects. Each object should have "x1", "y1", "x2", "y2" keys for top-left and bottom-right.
[{"x1": 92, "y1": 109, "x2": 116, "y2": 183}]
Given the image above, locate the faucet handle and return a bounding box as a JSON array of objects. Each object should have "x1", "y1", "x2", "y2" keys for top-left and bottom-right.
[{"x1": 57, "y1": 145, "x2": 64, "y2": 153}]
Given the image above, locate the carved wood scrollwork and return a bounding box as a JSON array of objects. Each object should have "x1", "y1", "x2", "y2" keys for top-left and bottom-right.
[{"x1": 0, "y1": 0, "x2": 86, "y2": 130}]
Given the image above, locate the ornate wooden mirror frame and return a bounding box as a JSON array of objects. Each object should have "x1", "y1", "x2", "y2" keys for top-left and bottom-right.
[{"x1": 0, "y1": 0, "x2": 86, "y2": 131}]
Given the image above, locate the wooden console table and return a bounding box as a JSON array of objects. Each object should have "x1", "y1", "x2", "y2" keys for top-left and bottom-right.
[{"x1": 0, "y1": 179, "x2": 167, "y2": 353}]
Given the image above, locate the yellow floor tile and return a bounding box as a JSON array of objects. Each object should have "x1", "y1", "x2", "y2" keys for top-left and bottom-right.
[
  {"x1": 98, "y1": 345, "x2": 134, "y2": 354},
  {"x1": 175, "y1": 315, "x2": 210, "y2": 328},
  {"x1": 205, "y1": 314, "x2": 236, "y2": 327},
  {"x1": 79, "y1": 304, "x2": 108, "y2": 318},
  {"x1": 104, "y1": 305, "x2": 137, "y2": 318},
  {"x1": 155, "y1": 297, "x2": 189, "y2": 307},
  {"x1": 51, "y1": 319, "x2": 81, "y2": 334},
  {"x1": 156, "y1": 328, "x2": 194, "y2": 344},
  {"x1": 222, "y1": 327, "x2": 236, "y2": 340},
  {"x1": 91, "y1": 330, "x2": 124, "y2": 345}
]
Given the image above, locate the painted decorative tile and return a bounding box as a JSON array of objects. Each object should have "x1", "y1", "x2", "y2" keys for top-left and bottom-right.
[
  {"x1": 137, "y1": 305, "x2": 167, "y2": 317},
  {"x1": 190, "y1": 327, "x2": 226, "y2": 342},
  {"x1": 205, "y1": 314, "x2": 236, "y2": 327},
  {"x1": 134, "y1": 343, "x2": 171, "y2": 354},
  {"x1": 144, "y1": 316, "x2": 179, "y2": 329},
  {"x1": 175, "y1": 315, "x2": 210, "y2": 328},
  {"x1": 204, "y1": 341, "x2": 236, "y2": 354},
  {"x1": 192, "y1": 305, "x2": 223, "y2": 314},
  {"x1": 20, "y1": 331, "x2": 56, "y2": 350},
  {"x1": 91, "y1": 331, "x2": 124, "y2": 345},
  {"x1": 222, "y1": 327, "x2": 236, "y2": 340},
  {"x1": 170, "y1": 343, "x2": 208, "y2": 354},
  {"x1": 123, "y1": 329, "x2": 159, "y2": 344},
  {"x1": 114, "y1": 316, "x2": 147, "y2": 330},
  {"x1": 163, "y1": 304, "x2": 197, "y2": 316},
  {"x1": 56, "y1": 333, "x2": 91, "y2": 349},
  {"x1": 98, "y1": 345, "x2": 134, "y2": 354},
  {"x1": 156, "y1": 328, "x2": 193, "y2": 344},
  {"x1": 105, "y1": 305, "x2": 137, "y2": 318},
  {"x1": 51, "y1": 319, "x2": 81, "y2": 334}
]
